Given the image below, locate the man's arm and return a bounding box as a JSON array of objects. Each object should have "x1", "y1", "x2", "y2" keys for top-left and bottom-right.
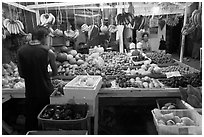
[
  {"x1": 48, "y1": 49, "x2": 57, "y2": 77},
  {"x1": 17, "y1": 51, "x2": 25, "y2": 78}
]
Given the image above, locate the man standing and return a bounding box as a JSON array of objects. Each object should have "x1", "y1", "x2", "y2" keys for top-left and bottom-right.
[{"x1": 17, "y1": 26, "x2": 57, "y2": 131}]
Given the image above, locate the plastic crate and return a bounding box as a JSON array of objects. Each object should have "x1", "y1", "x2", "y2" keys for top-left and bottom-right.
[
  {"x1": 37, "y1": 104, "x2": 88, "y2": 130},
  {"x1": 156, "y1": 98, "x2": 187, "y2": 110},
  {"x1": 152, "y1": 109, "x2": 202, "y2": 135},
  {"x1": 26, "y1": 130, "x2": 88, "y2": 135},
  {"x1": 50, "y1": 89, "x2": 95, "y2": 116}
]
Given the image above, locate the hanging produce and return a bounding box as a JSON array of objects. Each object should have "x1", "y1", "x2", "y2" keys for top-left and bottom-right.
[
  {"x1": 181, "y1": 18, "x2": 196, "y2": 35},
  {"x1": 81, "y1": 24, "x2": 90, "y2": 32},
  {"x1": 40, "y1": 13, "x2": 55, "y2": 26},
  {"x1": 181, "y1": 8, "x2": 202, "y2": 36},
  {"x1": 166, "y1": 15, "x2": 179, "y2": 26},
  {"x1": 3, "y1": 19, "x2": 24, "y2": 34},
  {"x1": 138, "y1": 16, "x2": 149, "y2": 30},
  {"x1": 108, "y1": 25, "x2": 118, "y2": 33},
  {"x1": 158, "y1": 17, "x2": 166, "y2": 30},
  {"x1": 190, "y1": 9, "x2": 202, "y2": 27},
  {"x1": 100, "y1": 19, "x2": 108, "y2": 33},
  {"x1": 116, "y1": 12, "x2": 134, "y2": 25}
]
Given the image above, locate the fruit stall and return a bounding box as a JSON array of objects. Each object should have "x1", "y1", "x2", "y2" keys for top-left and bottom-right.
[{"x1": 2, "y1": 1, "x2": 202, "y2": 135}]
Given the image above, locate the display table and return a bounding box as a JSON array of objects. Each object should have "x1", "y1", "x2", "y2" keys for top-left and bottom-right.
[
  {"x1": 94, "y1": 88, "x2": 181, "y2": 134},
  {"x1": 2, "y1": 87, "x2": 181, "y2": 135}
]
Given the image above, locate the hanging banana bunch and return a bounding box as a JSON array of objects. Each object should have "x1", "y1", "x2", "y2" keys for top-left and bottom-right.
[
  {"x1": 40, "y1": 13, "x2": 56, "y2": 26},
  {"x1": 181, "y1": 18, "x2": 196, "y2": 35},
  {"x1": 181, "y1": 9, "x2": 202, "y2": 35},
  {"x1": 3, "y1": 19, "x2": 25, "y2": 35},
  {"x1": 191, "y1": 9, "x2": 202, "y2": 27},
  {"x1": 166, "y1": 14, "x2": 179, "y2": 26}
]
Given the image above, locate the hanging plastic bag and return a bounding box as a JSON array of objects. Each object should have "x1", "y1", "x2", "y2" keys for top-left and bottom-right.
[
  {"x1": 149, "y1": 16, "x2": 158, "y2": 28},
  {"x1": 159, "y1": 35, "x2": 166, "y2": 50}
]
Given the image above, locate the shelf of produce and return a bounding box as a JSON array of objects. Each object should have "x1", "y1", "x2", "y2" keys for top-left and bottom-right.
[
  {"x1": 174, "y1": 59, "x2": 200, "y2": 72},
  {"x1": 2, "y1": 88, "x2": 25, "y2": 98},
  {"x1": 99, "y1": 88, "x2": 181, "y2": 97}
]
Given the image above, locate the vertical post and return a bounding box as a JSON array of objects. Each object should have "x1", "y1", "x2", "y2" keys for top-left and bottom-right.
[
  {"x1": 179, "y1": 6, "x2": 188, "y2": 62},
  {"x1": 35, "y1": 2, "x2": 40, "y2": 25}
]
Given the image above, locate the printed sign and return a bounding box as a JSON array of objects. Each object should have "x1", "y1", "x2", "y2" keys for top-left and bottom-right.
[{"x1": 165, "y1": 71, "x2": 181, "y2": 78}]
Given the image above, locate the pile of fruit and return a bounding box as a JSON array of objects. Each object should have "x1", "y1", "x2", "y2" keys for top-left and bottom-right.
[
  {"x1": 101, "y1": 77, "x2": 112, "y2": 88},
  {"x1": 161, "y1": 73, "x2": 202, "y2": 88},
  {"x1": 40, "y1": 104, "x2": 86, "y2": 120},
  {"x1": 55, "y1": 47, "x2": 86, "y2": 65},
  {"x1": 161, "y1": 65, "x2": 197, "y2": 75},
  {"x1": 153, "y1": 109, "x2": 196, "y2": 126},
  {"x1": 160, "y1": 102, "x2": 178, "y2": 110},
  {"x1": 70, "y1": 76, "x2": 97, "y2": 87},
  {"x1": 2, "y1": 62, "x2": 25, "y2": 89},
  {"x1": 101, "y1": 51, "x2": 131, "y2": 66},
  {"x1": 116, "y1": 75, "x2": 164, "y2": 88},
  {"x1": 179, "y1": 85, "x2": 202, "y2": 108},
  {"x1": 146, "y1": 52, "x2": 175, "y2": 64}
]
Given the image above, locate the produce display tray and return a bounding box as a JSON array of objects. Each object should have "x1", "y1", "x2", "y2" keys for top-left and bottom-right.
[
  {"x1": 156, "y1": 98, "x2": 187, "y2": 110},
  {"x1": 38, "y1": 104, "x2": 88, "y2": 130},
  {"x1": 152, "y1": 109, "x2": 202, "y2": 135},
  {"x1": 65, "y1": 75, "x2": 102, "y2": 89}
]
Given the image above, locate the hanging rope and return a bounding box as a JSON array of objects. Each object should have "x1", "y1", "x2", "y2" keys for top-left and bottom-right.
[
  {"x1": 92, "y1": 4, "x2": 94, "y2": 25},
  {"x1": 73, "y1": 5, "x2": 77, "y2": 30},
  {"x1": 8, "y1": 4, "x2": 13, "y2": 20},
  {"x1": 65, "y1": 6, "x2": 69, "y2": 30},
  {"x1": 23, "y1": 2, "x2": 28, "y2": 32},
  {"x1": 84, "y1": 5, "x2": 86, "y2": 24}
]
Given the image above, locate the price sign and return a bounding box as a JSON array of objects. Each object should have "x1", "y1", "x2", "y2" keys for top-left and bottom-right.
[{"x1": 165, "y1": 71, "x2": 181, "y2": 78}]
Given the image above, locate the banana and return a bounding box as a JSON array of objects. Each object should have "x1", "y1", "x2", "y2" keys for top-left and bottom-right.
[
  {"x1": 15, "y1": 22, "x2": 20, "y2": 34},
  {"x1": 15, "y1": 23, "x2": 18, "y2": 34},
  {"x1": 12, "y1": 23, "x2": 16, "y2": 34},
  {"x1": 40, "y1": 14, "x2": 45, "y2": 25},
  {"x1": 197, "y1": 12, "x2": 201, "y2": 27},
  {"x1": 191, "y1": 9, "x2": 198, "y2": 19},
  {"x1": 6, "y1": 22, "x2": 10, "y2": 34},
  {"x1": 50, "y1": 13, "x2": 55, "y2": 24},
  {"x1": 10, "y1": 23, "x2": 13, "y2": 34},
  {"x1": 3, "y1": 19, "x2": 10, "y2": 28},
  {"x1": 194, "y1": 12, "x2": 198, "y2": 26},
  {"x1": 16, "y1": 20, "x2": 24, "y2": 30}
]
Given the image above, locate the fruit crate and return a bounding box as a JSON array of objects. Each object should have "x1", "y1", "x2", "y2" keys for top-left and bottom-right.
[
  {"x1": 151, "y1": 109, "x2": 202, "y2": 135},
  {"x1": 50, "y1": 88, "x2": 68, "y2": 104},
  {"x1": 37, "y1": 104, "x2": 88, "y2": 130},
  {"x1": 156, "y1": 98, "x2": 187, "y2": 110},
  {"x1": 26, "y1": 130, "x2": 88, "y2": 135},
  {"x1": 63, "y1": 75, "x2": 102, "y2": 115}
]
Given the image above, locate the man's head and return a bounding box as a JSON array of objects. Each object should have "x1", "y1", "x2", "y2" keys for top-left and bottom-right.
[
  {"x1": 142, "y1": 32, "x2": 149, "y2": 42},
  {"x1": 32, "y1": 26, "x2": 49, "y2": 44}
]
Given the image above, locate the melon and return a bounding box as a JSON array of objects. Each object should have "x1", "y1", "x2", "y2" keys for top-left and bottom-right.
[
  {"x1": 61, "y1": 46, "x2": 69, "y2": 53},
  {"x1": 69, "y1": 58, "x2": 77, "y2": 65},
  {"x1": 69, "y1": 50, "x2": 77, "y2": 56},
  {"x1": 75, "y1": 53, "x2": 82, "y2": 60},
  {"x1": 57, "y1": 53, "x2": 68, "y2": 62},
  {"x1": 66, "y1": 54, "x2": 74, "y2": 61},
  {"x1": 55, "y1": 61, "x2": 62, "y2": 67},
  {"x1": 132, "y1": 50, "x2": 140, "y2": 56},
  {"x1": 77, "y1": 59, "x2": 85, "y2": 66}
]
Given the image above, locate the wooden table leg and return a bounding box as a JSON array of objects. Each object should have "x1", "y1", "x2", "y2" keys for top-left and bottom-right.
[{"x1": 94, "y1": 95, "x2": 99, "y2": 135}]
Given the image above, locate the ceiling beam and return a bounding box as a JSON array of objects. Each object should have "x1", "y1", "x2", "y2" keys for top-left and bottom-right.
[{"x1": 3, "y1": 2, "x2": 36, "y2": 13}]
